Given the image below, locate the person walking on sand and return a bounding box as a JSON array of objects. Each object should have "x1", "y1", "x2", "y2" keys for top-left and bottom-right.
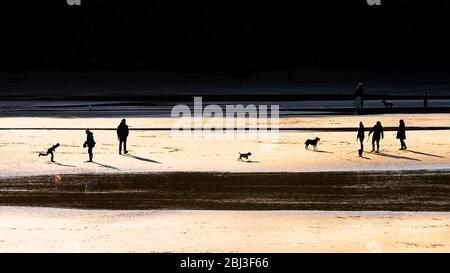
[
  {"x1": 369, "y1": 121, "x2": 384, "y2": 153},
  {"x1": 83, "y1": 129, "x2": 96, "y2": 162},
  {"x1": 396, "y1": 119, "x2": 407, "y2": 150},
  {"x1": 117, "y1": 119, "x2": 129, "y2": 155},
  {"x1": 38, "y1": 143, "x2": 60, "y2": 162},
  {"x1": 356, "y1": 122, "x2": 365, "y2": 152}
]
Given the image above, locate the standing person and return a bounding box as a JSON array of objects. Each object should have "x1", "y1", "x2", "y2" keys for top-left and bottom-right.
[
  {"x1": 39, "y1": 143, "x2": 60, "y2": 162},
  {"x1": 355, "y1": 83, "x2": 365, "y2": 109},
  {"x1": 369, "y1": 121, "x2": 384, "y2": 153},
  {"x1": 83, "y1": 129, "x2": 96, "y2": 162},
  {"x1": 396, "y1": 119, "x2": 407, "y2": 150},
  {"x1": 356, "y1": 122, "x2": 365, "y2": 153},
  {"x1": 117, "y1": 119, "x2": 129, "y2": 155}
]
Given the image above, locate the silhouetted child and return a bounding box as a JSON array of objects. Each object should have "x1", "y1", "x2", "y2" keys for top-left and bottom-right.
[
  {"x1": 39, "y1": 143, "x2": 60, "y2": 162},
  {"x1": 396, "y1": 119, "x2": 407, "y2": 150}
]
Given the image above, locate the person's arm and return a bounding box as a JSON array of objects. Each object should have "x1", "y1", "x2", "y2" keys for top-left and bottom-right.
[
  {"x1": 381, "y1": 127, "x2": 384, "y2": 139},
  {"x1": 126, "y1": 125, "x2": 129, "y2": 137}
]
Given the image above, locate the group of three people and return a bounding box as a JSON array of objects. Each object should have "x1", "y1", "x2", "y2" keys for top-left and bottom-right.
[
  {"x1": 357, "y1": 120, "x2": 407, "y2": 154},
  {"x1": 39, "y1": 119, "x2": 129, "y2": 162}
]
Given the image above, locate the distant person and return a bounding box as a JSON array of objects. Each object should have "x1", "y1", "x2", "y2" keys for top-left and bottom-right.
[
  {"x1": 117, "y1": 119, "x2": 129, "y2": 155},
  {"x1": 83, "y1": 129, "x2": 96, "y2": 162},
  {"x1": 356, "y1": 122, "x2": 365, "y2": 153},
  {"x1": 38, "y1": 143, "x2": 60, "y2": 162},
  {"x1": 369, "y1": 121, "x2": 384, "y2": 153},
  {"x1": 396, "y1": 119, "x2": 407, "y2": 150},
  {"x1": 423, "y1": 92, "x2": 429, "y2": 109},
  {"x1": 354, "y1": 83, "x2": 364, "y2": 109}
]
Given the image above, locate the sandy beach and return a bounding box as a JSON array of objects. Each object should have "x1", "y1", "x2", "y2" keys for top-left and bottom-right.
[
  {"x1": 0, "y1": 207, "x2": 449, "y2": 253},
  {"x1": 1, "y1": 114, "x2": 449, "y2": 253},
  {"x1": 0, "y1": 114, "x2": 449, "y2": 177}
]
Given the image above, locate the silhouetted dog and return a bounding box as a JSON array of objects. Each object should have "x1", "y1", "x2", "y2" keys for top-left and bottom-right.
[
  {"x1": 305, "y1": 137, "x2": 320, "y2": 150},
  {"x1": 358, "y1": 149, "x2": 363, "y2": 157},
  {"x1": 238, "y1": 152, "x2": 252, "y2": 161},
  {"x1": 382, "y1": 100, "x2": 394, "y2": 108}
]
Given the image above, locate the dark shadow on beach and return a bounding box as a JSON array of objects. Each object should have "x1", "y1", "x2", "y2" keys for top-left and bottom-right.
[
  {"x1": 86, "y1": 161, "x2": 120, "y2": 170},
  {"x1": 360, "y1": 156, "x2": 371, "y2": 160},
  {"x1": 47, "y1": 161, "x2": 76, "y2": 168},
  {"x1": 124, "y1": 154, "x2": 161, "y2": 164},
  {"x1": 373, "y1": 152, "x2": 421, "y2": 161},
  {"x1": 406, "y1": 150, "x2": 444, "y2": 159},
  {"x1": 245, "y1": 160, "x2": 260, "y2": 163},
  {"x1": 314, "y1": 150, "x2": 334, "y2": 154}
]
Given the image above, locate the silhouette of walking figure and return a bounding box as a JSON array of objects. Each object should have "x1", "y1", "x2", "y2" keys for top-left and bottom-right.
[
  {"x1": 117, "y1": 119, "x2": 129, "y2": 155},
  {"x1": 357, "y1": 122, "x2": 365, "y2": 153},
  {"x1": 39, "y1": 143, "x2": 60, "y2": 162},
  {"x1": 369, "y1": 121, "x2": 384, "y2": 153},
  {"x1": 355, "y1": 83, "x2": 364, "y2": 109},
  {"x1": 396, "y1": 119, "x2": 407, "y2": 150},
  {"x1": 83, "y1": 129, "x2": 96, "y2": 162}
]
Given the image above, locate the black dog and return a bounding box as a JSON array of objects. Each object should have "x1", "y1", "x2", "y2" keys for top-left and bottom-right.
[
  {"x1": 238, "y1": 152, "x2": 252, "y2": 161},
  {"x1": 305, "y1": 137, "x2": 320, "y2": 151}
]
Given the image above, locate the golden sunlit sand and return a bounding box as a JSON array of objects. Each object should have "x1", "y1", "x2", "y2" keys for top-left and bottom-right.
[
  {"x1": 0, "y1": 114, "x2": 449, "y2": 177},
  {"x1": 0, "y1": 207, "x2": 449, "y2": 253}
]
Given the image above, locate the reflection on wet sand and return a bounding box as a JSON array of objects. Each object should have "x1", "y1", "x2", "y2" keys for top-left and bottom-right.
[{"x1": 1, "y1": 171, "x2": 449, "y2": 211}]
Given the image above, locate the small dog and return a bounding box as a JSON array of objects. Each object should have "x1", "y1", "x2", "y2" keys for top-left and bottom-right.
[
  {"x1": 305, "y1": 137, "x2": 320, "y2": 150},
  {"x1": 358, "y1": 149, "x2": 363, "y2": 157},
  {"x1": 382, "y1": 100, "x2": 394, "y2": 108},
  {"x1": 238, "y1": 152, "x2": 252, "y2": 161}
]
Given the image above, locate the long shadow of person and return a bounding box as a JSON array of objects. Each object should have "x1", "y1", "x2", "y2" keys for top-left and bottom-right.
[
  {"x1": 373, "y1": 152, "x2": 421, "y2": 161},
  {"x1": 124, "y1": 154, "x2": 162, "y2": 164},
  {"x1": 48, "y1": 161, "x2": 76, "y2": 168},
  {"x1": 314, "y1": 150, "x2": 334, "y2": 154},
  {"x1": 406, "y1": 150, "x2": 444, "y2": 159},
  {"x1": 86, "y1": 161, "x2": 120, "y2": 170}
]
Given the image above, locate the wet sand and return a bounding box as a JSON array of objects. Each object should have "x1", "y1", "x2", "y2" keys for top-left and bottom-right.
[
  {"x1": 1, "y1": 171, "x2": 450, "y2": 211},
  {"x1": 0, "y1": 207, "x2": 449, "y2": 253}
]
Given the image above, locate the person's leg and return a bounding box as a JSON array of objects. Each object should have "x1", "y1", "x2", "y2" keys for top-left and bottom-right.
[
  {"x1": 124, "y1": 138, "x2": 127, "y2": 153},
  {"x1": 360, "y1": 140, "x2": 364, "y2": 151},
  {"x1": 119, "y1": 139, "x2": 123, "y2": 154},
  {"x1": 50, "y1": 152, "x2": 54, "y2": 162},
  {"x1": 401, "y1": 139, "x2": 407, "y2": 150},
  {"x1": 376, "y1": 139, "x2": 380, "y2": 153},
  {"x1": 88, "y1": 147, "x2": 93, "y2": 162},
  {"x1": 371, "y1": 138, "x2": 375, "y2": 152}
]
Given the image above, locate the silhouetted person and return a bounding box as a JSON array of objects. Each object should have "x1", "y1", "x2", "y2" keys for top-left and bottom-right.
[
  {"x1": 39, "y1": 143, "x2": 60, "y2": 162},
  {"x1": 117, "y1": 119, "x2": 129, "y2": 154},
  {"x1": 356, "y1": 122, "x2": 365, "y2": 152},
  {"x1": 396, "y1": 119, "x2": 407, "y2": 150},
  {"x1": 355, "y1": 83, "x2": 364, "y2": 109},
  {"x1": 423, "y1": 92, "x2": 429, "y2": 109},
  {"x1": 83, "y1": 129, "x2": 96, "y2": 162},
  {"x1": 369, "y1": 121, "x2": 384, "y2": 153}
]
